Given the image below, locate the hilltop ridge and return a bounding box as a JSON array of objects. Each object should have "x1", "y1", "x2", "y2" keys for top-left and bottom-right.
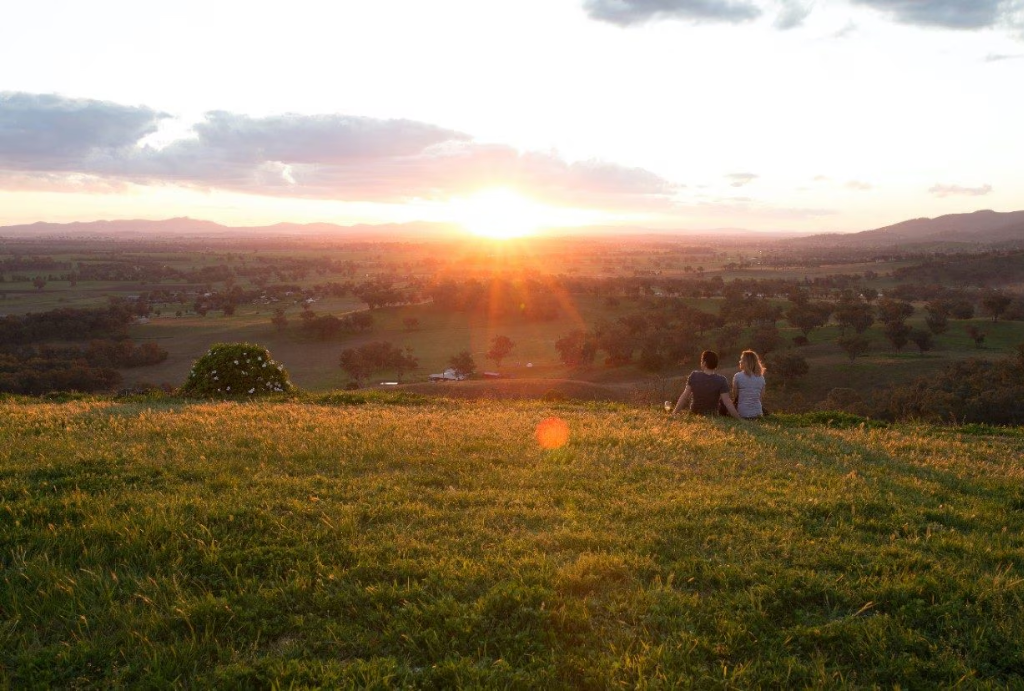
[{"x1": 2, "y1": 394, "x2": 1023, "y2": 687}]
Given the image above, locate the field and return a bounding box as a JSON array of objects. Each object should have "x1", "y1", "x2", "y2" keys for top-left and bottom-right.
[
  {"x1": 3, "y1": 235, "x2": 1024, "y2": 414},
  {"x1": 3, "y1": 394, "x2": 1023, "y2": 687}
]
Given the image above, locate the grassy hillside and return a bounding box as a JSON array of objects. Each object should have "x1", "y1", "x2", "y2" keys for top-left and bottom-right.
[{"x1": 2, "y1": 395, "x2": 1023, "y2": 688}]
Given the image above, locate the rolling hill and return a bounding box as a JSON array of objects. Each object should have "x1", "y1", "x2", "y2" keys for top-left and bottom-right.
[
  {"x1": 791, "y1": 209, "x2": 1024, "y2": 248},
  {"x1": 2, "y1": 393, "x2": 1023, "y2": 687}
]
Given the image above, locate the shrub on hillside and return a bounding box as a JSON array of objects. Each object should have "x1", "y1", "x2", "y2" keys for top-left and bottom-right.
[
  {"x1": 179, "y1": 343, "x2": 294, "y2": 398},
  {"x1": 882, "y1": 345, "x2": 1024, "y2": 425}
]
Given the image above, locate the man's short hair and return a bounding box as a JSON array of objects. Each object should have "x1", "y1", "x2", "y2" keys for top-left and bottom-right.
[{"x1": 700, "y1": 350, "x2": 719, "y2": 370}]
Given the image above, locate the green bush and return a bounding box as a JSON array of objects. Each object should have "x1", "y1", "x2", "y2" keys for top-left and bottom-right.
[{"x1": 179, "y1": 343, "x2": 294, "y2": 398}]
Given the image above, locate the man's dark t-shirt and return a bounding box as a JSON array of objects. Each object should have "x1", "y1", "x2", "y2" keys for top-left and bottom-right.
[{"x1": 687, "y1": 370, "x2": 730, "y2": 415}]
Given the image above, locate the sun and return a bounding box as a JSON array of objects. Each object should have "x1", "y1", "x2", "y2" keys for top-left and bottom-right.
[{"x1": 451, "y1": 188, "x2": 548, "y2": 239}]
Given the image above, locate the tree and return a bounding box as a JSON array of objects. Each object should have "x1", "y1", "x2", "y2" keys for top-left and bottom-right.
[
  {"x1": 598, "y1": 327, "x2": 635, "y2": 366},
  {"x1": 310, "y1": 314, "x2": 342, "y2": 340},
  {"x1": 883, "y1": 320, "x2": 911, "y2": 353},
  {"x1": 965, "y1": 324, "x2": 986, "y2": 349},
  {"x1": 837, "y1": 334, "x2": 871, "y2": 362},
  {"x1": 981, "y1": 290, "x2": 1013, "y2": 323},
  {"x1": 338, "y1": 348, "x2": 372, "y2": 386},
  {"x1": 834, "y1": 299, "x2": 874, "y2": 335},
  {"x1": 555, "y1": 330, "x2": 597, "y2": 369},
  {"x1": 617, "y1": 314, "x2": 648, "y2": 337},
  {"x1": 339, "y1": 341, "x2": 418, "y2": 385},
  {"x1": 751, "y1": 324, "x2": 782, "y2": 356},
  {"x1": 925, "y1": 311, "x2": 948, "y2": 335},
  {"x1": 485, "y1": 335, "x2": 515, "y2": 369},
  {"x1": 341, "y1": 311, "x2": 374, "y2": 331},
  {"x1": 715, "y1": 323, "x2": 743, "y2": 356},
  {"x1": 271, "y1": 308, "x2": 288, "y2": 331},
  {"x1": 876, "y1": 298, "x2": 914, "y2": 325},
  {"x1": 948, "y1": 299, "x2": 975, "y2": 320},
  {"x1": 786, "y1": 302, "x2": 832, "y2": 340},
  {"x1": 770, "y1": 351, "x2": 809, "y2": 388},
  {"x1": 909, "y1": 329, "x2": 934, "y2": 356},
  {"x1": 32, "y1": 276, "x2": 46, "y2": 291},
  {"x1": 449, "y1": 351, "x2": 477, "y2": 378}
]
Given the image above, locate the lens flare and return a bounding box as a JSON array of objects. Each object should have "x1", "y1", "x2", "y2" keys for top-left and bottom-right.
[{"x1": 535, "y1": 416, "x2": 570, "y2": 450}]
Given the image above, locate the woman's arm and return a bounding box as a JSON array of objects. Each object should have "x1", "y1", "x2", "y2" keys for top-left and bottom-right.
[{"x1": 671, "y1": 385, "x2": 693, "y2": 415}]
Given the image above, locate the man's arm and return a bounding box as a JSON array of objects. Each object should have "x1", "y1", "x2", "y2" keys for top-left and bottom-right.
[
  {"x1": 719, "y1": 392, "x2": 742, "y2": 419},
  {"x1": 671, "y1": 385, "x2": 692, "y2": 415}
]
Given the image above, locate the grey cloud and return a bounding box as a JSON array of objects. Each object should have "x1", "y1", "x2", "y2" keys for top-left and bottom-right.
[
  {"x1": 0, "y1": 92, "x2": 679, "y2": 209},
  {"x1": 583, "y1": 0, "x2": 761, "y2": 26},
  {"x1": 0, "y1": 92, "x2": 166, "y2": 169},
  {"x1": 832, "y1": 20, "x2": 858, "y2": 38},
  {"x1": 726, "y1": 172, "x2": 758, "y2": 187},
  {"x1": 985, "y1": 52, "x2": 1024, "y2": 61},
  {"x1": 189, "y1": 111, "x2": 469, "y2": 164},
  {"x1": 846, "y1": 180, "x2": 873, "y2": 191},
  {"x1": 850, "y1": 0, "x2": 1012, "y2": 30},
  {"x1": 775, "y1": 0, "x2": 814, "y2": 29},
  {"x1": 929, "y1": 183, "x2": 993, "y2": 197}
]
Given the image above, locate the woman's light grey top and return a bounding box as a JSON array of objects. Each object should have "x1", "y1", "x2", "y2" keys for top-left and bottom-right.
[{"x1": 733, "y1": 372, "x2": 765, "y2": 418}]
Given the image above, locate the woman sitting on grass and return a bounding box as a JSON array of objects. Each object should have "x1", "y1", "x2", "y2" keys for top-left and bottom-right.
[
  {"x1": 671, "y1": 350, "x2": 741, "y2": 419},
  {"x1": 733, "y1": 349, "x2": 767, "y2": 419}
]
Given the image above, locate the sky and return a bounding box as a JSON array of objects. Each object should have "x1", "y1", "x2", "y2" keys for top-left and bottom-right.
[{"x1": 1, "y1": 0, "x2": 1022, "y2": 235}]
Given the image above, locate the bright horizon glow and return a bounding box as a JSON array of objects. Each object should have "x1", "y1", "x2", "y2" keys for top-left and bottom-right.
[
  {"x1": 1, "y1": 1, "x2": 1022, "y2": 233},
  {"x1": 451, "y1": 188, "x2": 551, "y2": 240}
]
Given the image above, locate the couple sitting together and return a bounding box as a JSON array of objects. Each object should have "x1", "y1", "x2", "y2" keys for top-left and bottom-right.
[{"x1": 669, "y1": 349, "x2": 766, "y2": 420}]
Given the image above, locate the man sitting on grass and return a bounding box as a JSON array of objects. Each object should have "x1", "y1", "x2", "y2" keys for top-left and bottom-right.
[{"x1": 670, "y1": 349, "x2": 742, "y2": 419}]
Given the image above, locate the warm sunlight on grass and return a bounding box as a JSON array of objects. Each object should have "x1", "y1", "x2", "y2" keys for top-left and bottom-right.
[{"x1": 451, "y1": 188, "x2": 551, "y2": 239}]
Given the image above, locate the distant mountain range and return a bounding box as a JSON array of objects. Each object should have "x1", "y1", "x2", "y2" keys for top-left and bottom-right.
[
  {"x1": 0, "y1": 217, "x2": 462, "y2": 239},
  {"x1": 1, "y1": 210, "x2": 1023, "y2": 245},
  {"x1": 789, "y1": 210, "x2": 1024, "y2": 247}
]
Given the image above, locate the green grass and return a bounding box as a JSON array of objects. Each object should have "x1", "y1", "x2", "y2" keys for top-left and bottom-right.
[{"x1": 2, "y1": 396, "x2": 1023, "y2": 687}]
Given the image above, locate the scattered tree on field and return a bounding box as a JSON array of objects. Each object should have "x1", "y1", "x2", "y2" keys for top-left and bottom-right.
[
  {"x1": 883, "y1": 320, "x2": 911, "y2": 353},
  {"x1": 876, "y1": 298, "x2": 914, "y2": 326},
  {"x1": 271, "y1": 308, "x2": 288, "y2": 331},
  {"x1": 751, "y1": 324, "x2": 782, "y2": 356},
  {"x1": 786, "y1": 301, "x2": 832, "y2": 341},
  {"x1": 339, "y1": 341, "x2": 418, "y2": 386},
  {"x1": 909, "y1": 329, "x2": 934, "y2": 356},
  {"x1": 449, "y1": 350, "x2": 477, "y2": 378},
  {"x1": 925, "y1": 311, "x2": 948, "y2": 335},
  {"x1": 837, "y1": 334, "x2": 871, "y2": 362},
  {"x1": 769, "y1": 351, "x2": 809, "y2": 389},
  {"x1": 981, "y1": 290, "x2": 1013, "y2": 323},
  {"x1": 486, "y1": 335, "x2": 515, "y2": 369},
  {"x1": 555, "y1": 330, "x2": 598, "y2": 369},
  {"x1": 965, "y1": 324, "x2": 986, "y2": 349}
]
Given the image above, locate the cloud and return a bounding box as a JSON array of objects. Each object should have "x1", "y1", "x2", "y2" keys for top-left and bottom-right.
[
  {"x1": 849, "y1": 0, "x2": 1014, "y2": 31},
  {"x1": 726, "y1": 172, "x2": 758, "y2": 187},
  {"x1": 985, "y1": 52, "x2": 1024, "y2": 61},
  {"x1": 0, "y1": 171, "x2": 132, "y2": 195},
  {"x1": 0, "y1": 92, "x2": 680, "y2": 211},
  {"x1": 583, "y1": 0, "x2": 761, "y2": 26},
  {"x1": 929, "y1": 183, "x2": 993, "y2": 197},
  {"x1": 831, "y1": 20, "x2": 859, "y2": 38},
  {"x1": 845, "y1": 180, "x2": 873, "y2": 191},
  {"x1": 0, "y1": 92, "x2": 167, "y2": 170},
  {"x1": 774, "y1": 0, "x2": 814, "y2": 29}
]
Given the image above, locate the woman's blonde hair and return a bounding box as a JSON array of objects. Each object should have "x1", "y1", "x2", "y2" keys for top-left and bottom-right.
[{"x1": 739, "y1": 350, "x2": 765, "y2": 376}]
